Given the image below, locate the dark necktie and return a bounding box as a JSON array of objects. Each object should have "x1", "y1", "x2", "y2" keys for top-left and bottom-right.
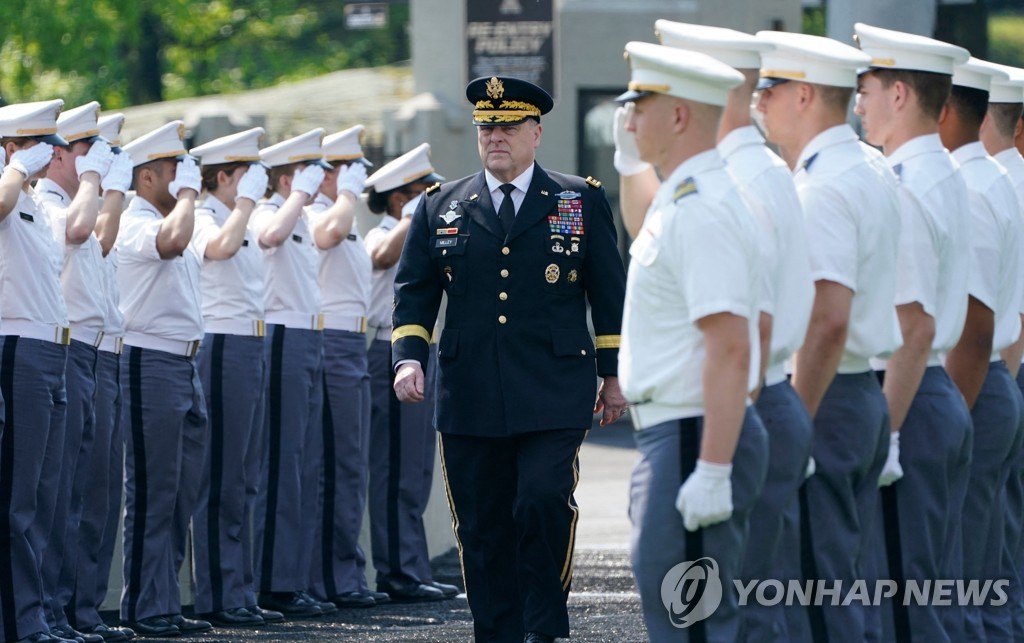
[{"x1": 498, "y1": 183, "x2": 516, "y2": 235}]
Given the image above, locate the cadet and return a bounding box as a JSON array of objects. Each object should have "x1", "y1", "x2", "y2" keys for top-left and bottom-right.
[
  {"x1": 0, "y1": 100, "x2": 73, "y2": 643},
  {"x1": 940, "y1": 59, "x2": 1023, "y2": 641},
  {"x1": 35, "y1": 101, "x2": 114, "y2": 643},
  {"x1": 188, "y1": 128, "x2": 278, "y2": 627},
  {"x1": 624, "y1": 22, "x2": 816, "y2": 641},
  {"x1": 252, "y1": 129, "x2": 335, "y2": 617},
  {"x1": 392, "y1": 75, "x2": 627, "y2": 643},
  {"x1": 755, "y1": 32, "x2": 902, "y2": 643},
  {"x1": 305, "y1": 126, "x2": 384, "y2": 608},
  {"x1": 363, "y1": 143, "x2": 452, "y2": 603},
  {"x1": 853, "y1": 23, "x2": 973, "y2": 642},
  {"x1": 69, "y1": 112, "x2": 136, "y2": 643},
  {"x1": 616, "y1": 42, "x2": 766, "y2": 642},
  {"x1": 117, "y1": 121, "x2": 212, "y2": 637}
]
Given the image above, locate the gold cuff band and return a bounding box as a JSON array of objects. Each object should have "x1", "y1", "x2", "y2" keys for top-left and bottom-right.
[
  {"x1": 595, "y1": 334, "x2": 621, "y2": 349},
  {"x1": 392, "y1": 324, "x2": 431, "y2": 344}
]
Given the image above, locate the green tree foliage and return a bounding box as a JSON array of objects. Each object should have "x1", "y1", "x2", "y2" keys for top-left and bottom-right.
[{"x1": 0, "y1": 0, "x2": 409, "y2": 108}]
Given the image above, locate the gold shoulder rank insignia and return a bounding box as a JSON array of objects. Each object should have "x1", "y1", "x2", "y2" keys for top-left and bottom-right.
[
  {"x1": 425, "y1": 182, "x2": 442, "y2": 195},
  {"x1": 585, "y1": 176, "x2": 602, "y2": 189},
  {"x1": 673, "y1": 177, "x2": 698, "y2": 202}
]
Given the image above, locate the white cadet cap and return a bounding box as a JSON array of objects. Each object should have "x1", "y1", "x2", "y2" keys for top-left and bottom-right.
[
  {"x1": 617, "y1": 41, "x2": 745, "y2": 107},
  {"x1": 260, "y1": 128, "x2": 332, "y2": 169},
  {"x1": 972, "y1": 60, "x2": 1024, "y2": 103},
  {"x1": 323, "y1": 125, "x2": 373, "y2": 167},
  {"x1": 655, "y1": 20, "x2": 772, "y2": 70},
  {"x1": 97, "y1": 113, "x2": 126, "y2": 149},
  {"x1": 364, "y1": 142, "x2": 444, "y2": 193},
  {"x1": 0, "y1": 99, "x2": 67, "y2": 146},
  {"x1": 953, "y1": 57, "x2": 1011, "y2": 92},
  {"x1": 56, "y1": 101, "x2": 102, "y2": 144},
  {"x1": 190, "y1": 127, "x2": 265, "y2": 165},
  {"x1": 755, "y1": 31, "x2": 872, "y2": 89},
  {"x1": 853, "y1": 23, "x2": 969, "y2": 75},
  {"x1": 123, "y1": 120, "x2": 189, "y2": 168}
]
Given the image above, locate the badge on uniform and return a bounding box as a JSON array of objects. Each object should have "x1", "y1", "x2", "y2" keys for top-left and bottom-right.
[
  {"x1": 545, "y1": 263, "x2": 560, "y2": 284},
  {"x1": 19, "y1": 212, "x2": 33, "y2": 222},
  {"x1": 549, "y1": 193, "x2": 584, "y2": 238},
  {"x1": 672, "y1": 177, "x2": 698, "y2": 202},
  {"x1": 567, "y1": 269, "x2": 578, "y2": 284},
  {"x1": 440, "y1": 202, "x2": 462, "y2": 224},
  {"x1": 241, "y1": 239, "x2": 249, "y2": 247},
  {"x1": 435, "y1": 237, "x2": 457, "y2": 248},
  {"x1": 346, "y1": 233, "x2": 358, "y2": 241},
  {"x1": 292, "y1": 233, "x2": 303, "y2": 243},
  {"x1": 436, "y1": 227, "x2": 459, "y2": 236},
  {"x1": 550, "y1": 233, "x2": 564, "y2": 254}
]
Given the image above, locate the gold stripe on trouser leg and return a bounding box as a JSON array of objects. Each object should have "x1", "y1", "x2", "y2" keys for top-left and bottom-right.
[
  {"x1": 560, "y1": 430, "x2": 588, "y2": 591},
  {"x1": 438, "y1": 434, "x2": 468, "y2": 594}
]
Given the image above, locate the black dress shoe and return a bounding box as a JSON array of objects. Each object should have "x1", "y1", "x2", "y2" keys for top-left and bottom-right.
[
  {"x1": 246, "y1": 605, "x2": 284, "y2": 623},
  {"x1": 76, "y1": 624, "x2": 134, "y2": 642},
  {"x1": 120, "y1": 617, "x2": 180, "y2": 638},
  {"x1": 429, "y1": 580, "x2": 460, "y2": 598},
  {"x1": 196, "y1": 607, "x2": 263, "y2": 627},
  {"x1": 257, "y1": 592, "x2": 323, "y2": 618},
  {"x1": 377, "y1": 577, "x2": 446, "y2": 603},
  {"x1": 15, "y1": 632, "x2": 76, "y2": 643},
  {"x1": 367, "y1": 590, "x2": 391, "y2": 605},
  {"x1": 52, "y1": 624, "x2": 103, "y2": 643},
  {"x1": 295, "y1": 590, "x2": 338, "y2": 615},
  {"x1": 167, "y1": 615, "x2": 211, "y2": 635},
  {"x1": 329, "y1": 591, "x2": 376, "y2": 608},
  {"x1": 523, "y1": 633, "x2": 556, "y2": 643}
]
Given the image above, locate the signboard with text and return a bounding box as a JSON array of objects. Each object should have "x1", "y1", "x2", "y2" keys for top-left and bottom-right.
[{"x1": 466, "y1": 0, "x2": 556, "y2": 99}]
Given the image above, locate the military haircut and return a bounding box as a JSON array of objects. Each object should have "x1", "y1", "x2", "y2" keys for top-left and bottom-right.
[
  {"x1": 988, "y1": 102, "x2": 1024, "y2": 139},
  {"x1": 814, "y1": 84, "x2": 855, "y2": 114},
  {"x1": 366, "y1": 187, "x2": 389, "y2": 214},
  {"x1": 200, "y1": 161, "x2": 248, "y2": 193},
  {"x1": 130, "y1": 157, "x2": 172, "y2": 192},
  {"x1": 948, "y1": 85, "x2": 990, "y2": 131},
  {"x1": 266, "y1": 162, "x2": 301, "y2": 198},
  {"x1": 868, "y1": 68, "x2": 952, "y2": 121}
]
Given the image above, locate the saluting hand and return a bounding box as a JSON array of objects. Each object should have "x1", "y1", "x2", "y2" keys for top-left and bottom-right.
[
  {"x1": 395, "y1": 362, "x2": 425, "y2": 403},
  {"x1": 594, "y1": 375, "x2": 629, "y2": 427}
]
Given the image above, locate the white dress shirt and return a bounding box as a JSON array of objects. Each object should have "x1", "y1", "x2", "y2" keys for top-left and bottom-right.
[
  {"x1": 308, "y1": 193, "x2": 372, "y2": 324},
  {"x1": 364, "y1": 214, "x2": 399, "y2": 331},
  {"x1": 0, "y1": 189, "x2": 68, "y2": 331},
  {"x1": 252, "y1": 192, "x2": 321, "y2": 328},
  {"x1": 485, "y1": 163, "x2": 534, "y2": 216},
  {"x1": 994, "y1": 147, "x2": 1024, "y2": 332},
  {"x1": 194, "y1": 194, "x2": 265, "y2": 328}
]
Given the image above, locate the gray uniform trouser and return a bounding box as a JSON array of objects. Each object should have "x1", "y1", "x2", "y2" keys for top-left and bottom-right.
[
  {"x1": 70, "y1": 347, "x2": 122, "y2": 629},
  {"x1": 309, "y1": 329, "x2": 371, "y2": 599},
  {"x1": 120, "y1": 345, "x2": 208, "y2": 622},
  {"x1": 959, "y1": 361, "x2": 1021, "y2": 642},
  {"x1": 1010, "y1": 370, "x2": 1024, "y2": 640},
  {"x1": 739, "y1": 379, "x2": 813, "y2": 642},
  {"x1": 630, "y1": 409, "x2": 768, "y2": 643},
  {"x1": 47, "y1": 340, "x2": 99, "y2": 628},
  {"x1": 799, "y1": 371, "x2": 889, "y2": 643},
  {"x1": 254, "y1": 325, "x2": 323, "y2": 593},
  {"x1": 367, "y1": 339, "x2": 437, "y2": 585},
  {"x1": 872, "y1": 366, "x2": 972, "y2": 643},
  {"x1": 192, "y1": 333, "x2": 266, "y2": 613},
  {"x1": 0, "y1": 337, "x2": 67, "y2": 641}
]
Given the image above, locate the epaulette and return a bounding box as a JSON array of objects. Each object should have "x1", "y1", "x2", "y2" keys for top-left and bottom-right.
[
  {"x1": 425, "y1": 182, "x2": 442, "y2": 196},
  {"x1": 585, "y1": 176, "x2": 602, "y2": 189},
  {"x1": 673, "y1": 177, "x2": 698, "y2": 202}
]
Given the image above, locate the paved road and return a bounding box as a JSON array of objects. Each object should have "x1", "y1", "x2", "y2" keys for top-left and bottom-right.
[{"x1": 104, "y1": 421, "x2": 648, "y2": 641}]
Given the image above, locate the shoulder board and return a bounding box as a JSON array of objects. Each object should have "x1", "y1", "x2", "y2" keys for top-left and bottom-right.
[
  {"x1": 673, "y1": 177, "x2": 698, "y2": 202},
  {"x1": 585, "y1": 176, "x2": 602, "y2": 189},
  {"x1": 425, "y1": 182, "x2": 442, "y2": 196}
]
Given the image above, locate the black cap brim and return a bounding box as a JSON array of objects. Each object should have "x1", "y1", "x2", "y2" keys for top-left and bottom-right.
[
  {"x1": 309, "y1": 159, "x2": 333, "y2": 170},
  {"x1": 614, "y1": 89, "x2": 653, "y2": 104},
  {"x1": 756, "y1": 77, "x2": 790, "y2": 91},
  {"x1": 356, "y1": 157, "x2": 374, "y2": 168},
  {"x1": 38, "y1": 133, "x2": 69, "y2": 147}
]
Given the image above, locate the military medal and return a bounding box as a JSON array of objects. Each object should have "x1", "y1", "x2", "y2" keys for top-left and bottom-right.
[
  {"x1": 441, "y1": 210, "x2": 461, "y2": 224},
  {"x1": 545, "y1": 264, "x2": 560, "y2": 284},
  {"x1": 567, "y1": 269, "x2": 578, "y2": 284},
  {"x1": 436, "y1": 227, "x2": 458, "y2": 235},
  {"x1": 549, "y1": 192, "x2": 584, "y2": 238}
]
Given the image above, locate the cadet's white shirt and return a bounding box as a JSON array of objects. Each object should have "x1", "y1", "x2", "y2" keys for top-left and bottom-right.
[
  {"x1": 37, "y1": 178, "x2": 108, "y2": 335},
  {"x1": 620, "y1": 149, "x2": 760, "y2": 429},
  {"x1": 879, "y1": 134, "x2": 971, "y2": 363},
  {"x1": 101, "y1": 251, "x2": 125, "y2": 338},
  {"x1": 194, "y1": 194, "x2": 265, "y2": 324},
  {"x1": 308, "y1": 193, "x2": 371, "y2": 318},
  {"x1": 719, "y1": 125, "x2": 812, "y2": 386},
  {"x1": 252, "y1": 192, "x2": 321, "y2": 325},
  {"x1": 364, "y1": 215, "x2": 399, "y2": 330},
  {"x1": 952, "y1": 142, "x2": 1022, "y2": 355},
  {"x1": 0, "y1": 188, "x2": 68, "y2": 329},
  {"x1": 115, "y1": 195, "x2": 204, "y2": 342},
  {"x1": 793, "y1": 124, "x2": 902, "y2": 371},
  {"x1": 994, "y1": 147, "x2": 1024, "y2": 322}
]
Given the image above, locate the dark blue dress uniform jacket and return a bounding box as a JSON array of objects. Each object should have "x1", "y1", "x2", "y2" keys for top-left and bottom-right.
[{"x1": 391, "y1": 163, "x2": 626, "y2": 437}]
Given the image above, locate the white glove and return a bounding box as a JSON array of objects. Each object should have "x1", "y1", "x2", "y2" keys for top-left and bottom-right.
[
  {"x1": 291, "y1": 164, "x2": 325, "y2": 197},
  {"x1": 805, "y1": 456, "x2": 816, "y2": 479},
  {"x1": 235, "y1": 164, "x2": 268, "y2": 204},
  {"x1": 101, "y1": 151, "x2": 133, "y2": 194},
  {"x1": 75, "y1": 139, "x2": 114, "y2": 179},
  {"x1": 336, "y1": 162, "x2": 367, "y2": 197},
  {"x1": 878, "y1": 432, "x2": 903, "y2": 487},
  {"x1": 402, "y1": 193, "x2": 423, "y2": 218},
  {"x1": 168, "y1": 156, "x2": 201, "y2": 199},
  {"x1": 613, "y1": 103, "x2": 651, "y2": 176},
  {"x1": 675, "y1": 460, "x2": 733, "y2": 532},
  {"x1": 8, "y1": 142, "x2": 54, "y2": 178}
]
